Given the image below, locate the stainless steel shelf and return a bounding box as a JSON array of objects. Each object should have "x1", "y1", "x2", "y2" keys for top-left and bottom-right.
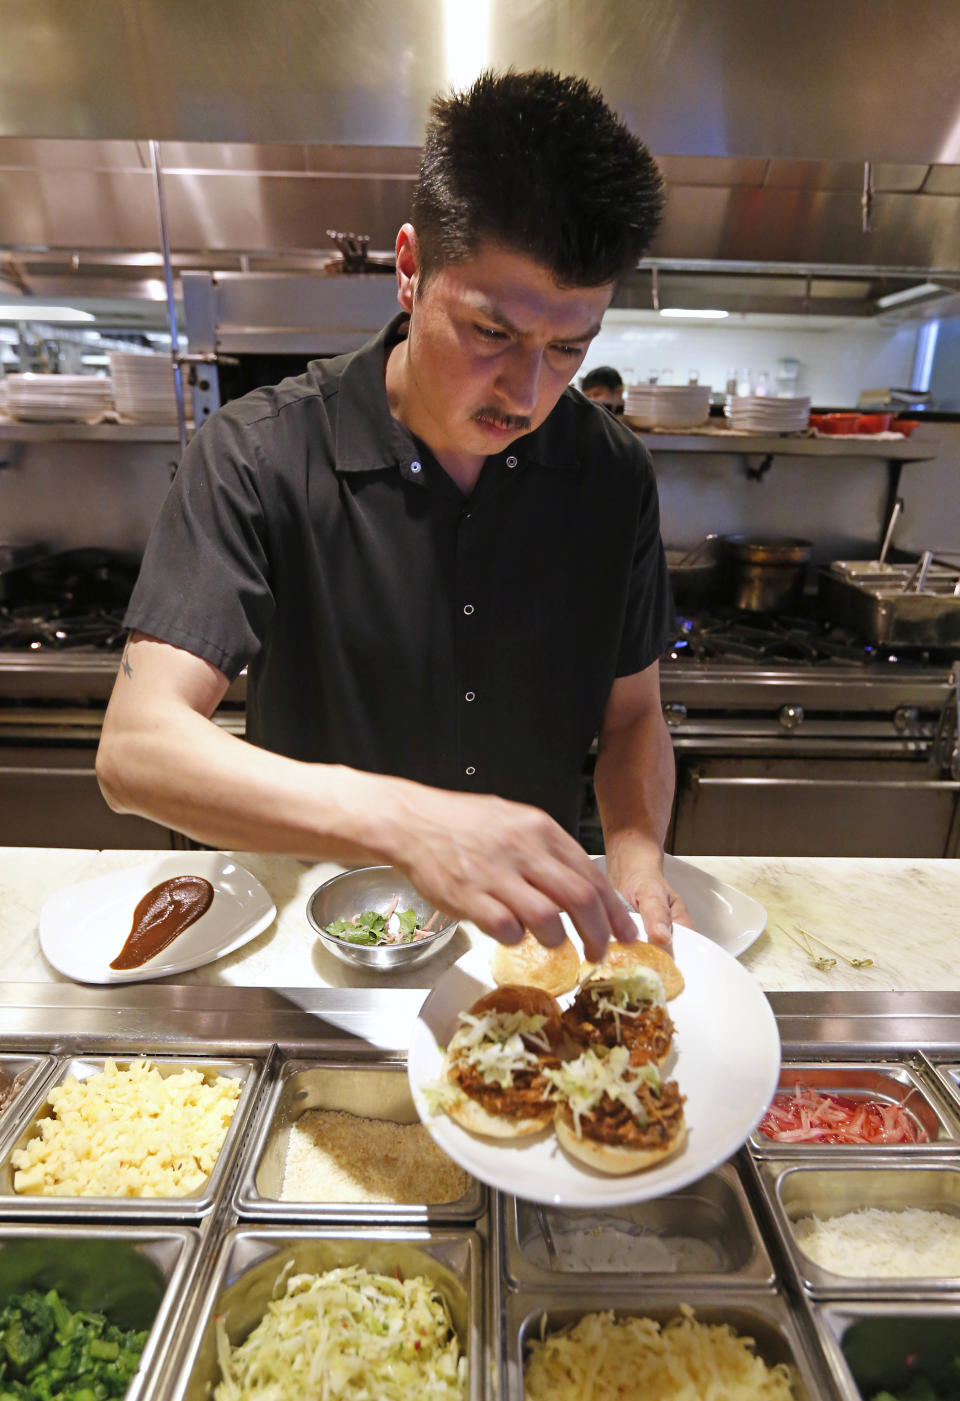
[
  {"x1": 0, "y1": 421, "x2": 182, "y2": 443},
  {"x1": 635, "y1": 431, "x2": 935, "y2": 461}
]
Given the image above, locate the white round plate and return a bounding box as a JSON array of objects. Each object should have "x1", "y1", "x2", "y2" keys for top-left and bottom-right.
[
  {"x1": 408, "y1": 919, "x2": 780, "y2": 1207},
  {"x1": 592, "y1": 852, "x2": 766, "y2": 958},
  {"x1": 39, "y1": 853, "x2": 276, "y2": 984}
]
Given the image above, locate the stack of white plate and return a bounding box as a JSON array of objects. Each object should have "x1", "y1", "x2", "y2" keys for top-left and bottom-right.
[
  {"x1": 726, "y1": 394, "x2": 811, "y2": 433},
  {"x1": 109, "y1": 352, "x2": 190, "y2": 423},
  {"x1": 624, "y1": 383, "x2": 712, "y2": 429},
  {"x1": 4, "y1": 373, "x2": 113, "y2": 422}
]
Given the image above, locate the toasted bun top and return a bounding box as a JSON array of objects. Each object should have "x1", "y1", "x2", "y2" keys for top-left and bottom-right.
[
  {"x1": 468, "y1": 984, "x2": 563, "y2": 1022},
  {"x1": 582, "y1": 939, "x2": 684, "y2": 1000},
  {"x1": 489, "y1": 932, "x2": 580, "y2": 997}
]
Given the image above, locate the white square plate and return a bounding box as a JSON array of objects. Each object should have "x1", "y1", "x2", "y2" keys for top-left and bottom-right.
[
  {"x1": 592, "y1": 853, "x2": 766, "y2": 958},
  {"x1": 39, "y1": 853, "x2": 276, "y2": 984}
]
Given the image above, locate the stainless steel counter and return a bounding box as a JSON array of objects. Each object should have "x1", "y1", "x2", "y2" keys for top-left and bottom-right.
[{"x1": 0, "y1": 983, "x2": 959, "y2": 1399}]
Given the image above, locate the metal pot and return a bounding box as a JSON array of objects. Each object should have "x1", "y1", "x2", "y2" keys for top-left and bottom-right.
[
  {"x1": 665, "y1": 534, "x2": 725, "y2": 609},
  {"x1": 724, "y1": 536, "x2": 813, "y2": 612}
]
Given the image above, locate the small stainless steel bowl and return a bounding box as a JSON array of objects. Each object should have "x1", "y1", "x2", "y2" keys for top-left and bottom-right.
[{"x1": 306, "y1": 865, "x2": 459, "y2": 969}]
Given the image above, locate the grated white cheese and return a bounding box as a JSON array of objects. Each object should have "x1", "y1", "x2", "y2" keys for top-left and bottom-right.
[
  {"x1": 793, "y1": 1206, "x2": 960, "y2": 1277},
  {"x1": 523, "y1": 1306, "x2": 795, "y2": 1401},
  {"x1": 280, "y1": 1109, "x2": 469, "y2": 1204}
]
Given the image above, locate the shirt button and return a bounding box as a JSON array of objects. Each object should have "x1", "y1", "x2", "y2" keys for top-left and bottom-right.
[
  {"x1": 506, "y1": 455, "x2": 518, "y2": 469},
  {"x1": 410, "y1": 459, "x2": 422, "y2": 473},
  {"x1": 463, "y1": 604, "x2": 475, "y2": 615},
  {"x1": 465, "y1": 691, "x2": 476, "y2": 702},
  {"x1": 465, "y1": 765, "x2": 476, "y2": 776}
]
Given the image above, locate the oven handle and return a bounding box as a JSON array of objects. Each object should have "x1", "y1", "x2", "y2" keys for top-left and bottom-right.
[
  {"x1": 688, "y1": 774, "x2": 960, "y2": 792},
  {"x1": 0, "y1": 766, "x2": 96, "y2": 777}
]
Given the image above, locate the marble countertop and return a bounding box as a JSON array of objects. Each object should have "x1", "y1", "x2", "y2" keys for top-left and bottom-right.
[{"x1": 1, "y1": 847, "x2": 958, "y2": 994}]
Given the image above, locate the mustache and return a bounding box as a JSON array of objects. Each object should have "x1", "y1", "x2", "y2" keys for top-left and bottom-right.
[{"x1": 472, "y1": 407, "x2": 532, "y2": 432}]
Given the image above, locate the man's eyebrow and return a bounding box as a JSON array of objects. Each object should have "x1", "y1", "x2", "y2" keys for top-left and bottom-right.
[{"x1": 472, "y1": 300, "x2": 603, "y2": 343}]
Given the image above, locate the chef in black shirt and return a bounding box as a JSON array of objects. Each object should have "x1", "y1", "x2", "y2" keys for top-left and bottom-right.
[{"x1": 97, "y1": 69, "x2": 691, "y2": 961}]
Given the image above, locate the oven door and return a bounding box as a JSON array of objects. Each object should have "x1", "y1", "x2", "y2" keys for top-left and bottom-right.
[
  {"x1": 671, "y1": 756, "x2": 960, "y2": 858},
  {"x1": 0, "y1": 745, "x2": 173, "y2": 848}
]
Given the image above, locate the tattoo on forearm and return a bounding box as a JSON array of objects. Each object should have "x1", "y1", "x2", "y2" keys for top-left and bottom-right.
[{"x1": 121, "y1": 641, "x2": 133, "y2": 679}]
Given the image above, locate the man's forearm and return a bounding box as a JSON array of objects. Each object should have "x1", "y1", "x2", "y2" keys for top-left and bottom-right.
[
  {"x1": 98, "y1": 701, "x2": 400, "y2": 864},
  {"x1": 593, "y1": 707, "x2": 676, "y2": 874}
]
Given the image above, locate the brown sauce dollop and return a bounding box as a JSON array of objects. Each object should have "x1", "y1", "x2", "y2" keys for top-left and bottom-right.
[{"x1": 110, "y1": 875, "x2": 214, "y2": 970}]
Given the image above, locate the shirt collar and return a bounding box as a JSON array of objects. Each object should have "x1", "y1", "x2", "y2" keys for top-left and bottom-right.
[
  {"x1": 333, "y1": 312, "x2": 584, "y2": 475},
  {"x1": 334, "y1": 313, "x2": 418, "y2": 473}
]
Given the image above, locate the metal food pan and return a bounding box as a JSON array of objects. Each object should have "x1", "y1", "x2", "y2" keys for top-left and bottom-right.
[
  {"x1": 234, "y1": 1057, "x2": 485, "y2": 1221},
  {"x1": 0, "y1": 1054, "x2": 58, "y2": 1156},
  {"x1": 501, "y1": 1160, "x2": 774, "y2": 1291},
  {"x1": 812, "y1": 1301, "x2": 960, "y2": 1401},
  {"x1": 925, "y1": 1062, "x2": 960, "y2": 1118},
  {"x1": 0, "y1": 1222, "x2": 199, "y2": 1401},
  {"x1": 749, "y1": 1062, "x2": 957, "y2": 1157},
  {"x1": 766, "y1": 1163, "x2": 960, "y2": 1298},
  {"x1": 505, "y1": 1291, "x2": 830, "y2": 1400},
  {"x1": 0, "y1": 1054, "x2": 263, "y2": 1219},
  {"x1": 166, "y1": 1226, "x2": 484, "y2": 1401}
]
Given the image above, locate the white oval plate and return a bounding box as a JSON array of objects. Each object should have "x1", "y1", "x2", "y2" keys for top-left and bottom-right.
[
  {"x1": 592, "y1": 853, "x2": 766, "y2": 959},
  {"x1": 39, "y1": 853, "x2": 276, "y2": 984},
  {"x1": 409, "y1": 917, "x2": 780, "y2": 1207}
]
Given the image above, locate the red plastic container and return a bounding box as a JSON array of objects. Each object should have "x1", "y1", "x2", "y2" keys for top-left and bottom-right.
[
  {"x1": 818, "y1": 413, "x2": 861, "y2": 435},
  {"x1": 856, "y1": 413, "x2": 894, "y2": 433}
]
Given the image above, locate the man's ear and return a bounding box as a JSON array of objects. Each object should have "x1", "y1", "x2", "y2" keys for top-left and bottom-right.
[{"x1": 395, "y1": 223, "x2": 421, "y2": 313}]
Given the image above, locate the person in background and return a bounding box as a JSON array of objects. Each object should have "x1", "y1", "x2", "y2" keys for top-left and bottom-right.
[
  {"x1": 97, "y1": 69, "x2": 691, "y2": 961},
  {"x1": 580, "y1": 365, "x2": 625, "y2": 415}
]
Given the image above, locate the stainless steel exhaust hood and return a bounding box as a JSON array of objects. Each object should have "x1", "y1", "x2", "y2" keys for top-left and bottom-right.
[{"x1": 2, "y1": 0, "x2": 960, "y2": 318}]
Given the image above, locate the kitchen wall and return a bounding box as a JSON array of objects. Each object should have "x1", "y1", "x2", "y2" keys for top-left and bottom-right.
[{"x1": 583, "y1": 313, "x2": 921, "y2": 405}]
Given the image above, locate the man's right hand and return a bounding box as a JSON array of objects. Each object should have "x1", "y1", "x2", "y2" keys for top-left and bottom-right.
[{"x1": 382, "y1": 784, "x2": 637, "y2": 963}]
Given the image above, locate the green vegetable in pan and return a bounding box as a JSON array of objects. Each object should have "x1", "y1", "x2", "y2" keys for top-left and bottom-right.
[{"x1": 0, "y1": 1288, "x2": 147, "y2": 1401}]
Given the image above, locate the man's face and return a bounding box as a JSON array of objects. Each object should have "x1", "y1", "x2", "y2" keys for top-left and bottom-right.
[
  {"x1": 397, "y1": 235, "x2": 614, "y2": 462},
  {"x1": 584, "y1": 383, "x2": 625, "y2": 414}
]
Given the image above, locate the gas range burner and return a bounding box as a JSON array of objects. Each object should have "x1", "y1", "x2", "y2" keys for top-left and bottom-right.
[
  {"x1": 0, "y1": 604, "x2": 127, "y2": 651},
  {"x1": 665, "y1": 609, "x2": 948, "y2": 668},
  {"x1": 0, "y1": 547, "x2": 136, "y2": 652}
]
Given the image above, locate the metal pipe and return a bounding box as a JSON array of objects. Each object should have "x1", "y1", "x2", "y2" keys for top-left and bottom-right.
[{"x1": 149, "y1": 139, "x2": 189, "y2": 460}]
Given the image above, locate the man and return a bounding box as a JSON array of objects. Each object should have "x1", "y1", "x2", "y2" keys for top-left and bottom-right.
[
  {"x1": 580, "y1": 366, "x2": 625, "y2": 415},
  {"x1": 97, "y1": 69, "x2": 691, "y2": 961}
]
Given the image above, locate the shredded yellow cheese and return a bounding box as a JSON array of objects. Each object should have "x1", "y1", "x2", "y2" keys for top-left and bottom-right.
[{"x1": 524, "y1": 1307, "x2": 796, "y2": 1401}]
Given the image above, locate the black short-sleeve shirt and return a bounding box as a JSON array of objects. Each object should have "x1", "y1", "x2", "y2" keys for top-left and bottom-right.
[{"x1": 125, "y1": 314, "x2": 674, "y2": 834}]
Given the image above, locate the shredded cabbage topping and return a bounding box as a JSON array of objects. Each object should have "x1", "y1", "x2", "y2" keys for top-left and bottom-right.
[
  {"x1": 446, "y1": 1010, "x2": 551, "y2": 1088},
  {"x1": 213, "y1": 1265, "x2": 466, "y2": 1401},
  {"x1": 545, "y1": 1046, "x2": 661, "y2": 1137},
  {"x1": 587, "y1": 970, "x2": 665, "y2": 1017}
]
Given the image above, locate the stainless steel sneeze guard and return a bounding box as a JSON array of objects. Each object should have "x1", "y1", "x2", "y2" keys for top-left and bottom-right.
[{"x1": 0, "y1": 983, "x2": 959, "y2": 1399}]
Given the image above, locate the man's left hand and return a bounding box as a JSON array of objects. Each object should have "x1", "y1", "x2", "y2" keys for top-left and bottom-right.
[{"x1": 614, "y1": 871, "x2": 694, "y2": 953}]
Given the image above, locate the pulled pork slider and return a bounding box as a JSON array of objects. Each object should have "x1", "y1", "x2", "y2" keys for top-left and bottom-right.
[
  {"x1": 564, "y1": 965, "x2": 675, "y2": 1068},
  {"x1": 547, "y1": 1045, "x2": 686, "y2": 1174},
  {"x1": 442, "y1": 985, "x2": 565, "y2": 1138}
]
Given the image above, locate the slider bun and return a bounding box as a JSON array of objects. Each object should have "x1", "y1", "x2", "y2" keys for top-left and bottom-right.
[
  {"x1": 581, "y1": 939, "x2": 684, "y2": 1000},
  {"x1": 554, "y1": 1104, "x2": 687, "y2": 1174},
  {"x1": 447, "y1": 1090, "x2": 552, "y2": 1138},
  {"x1": 467, "y1": 983, "x2": 563, "y2": 1023},
  {"x1": 489, "y1": 932, "x2": 580, "y2": 997}
]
